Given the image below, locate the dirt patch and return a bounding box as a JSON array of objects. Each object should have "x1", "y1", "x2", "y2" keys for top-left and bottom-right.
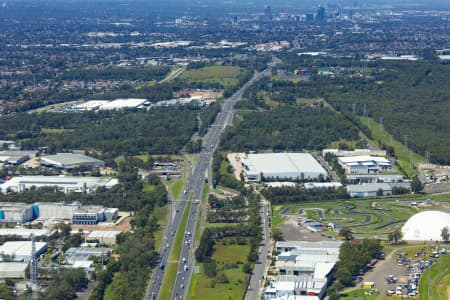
[
  {"x1": 227, "y1": 152, "x2": 246, "y2": 180},
  {"x1": 174, "y1": 89, "x2": 223, "y2": 99}
]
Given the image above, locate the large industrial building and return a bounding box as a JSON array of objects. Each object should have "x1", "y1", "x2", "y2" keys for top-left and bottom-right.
[
  {"x1": 346, "y1": 183, "x2": 393, "y2": 197},
  {"x1": 0, "y1": 262, "x2": 29, "y2": 279},
  {"x1": 0, "y1": 203, "x2": 35, "y2": 223},
  {"x1": 0, "y1": 150, "x2": 38, "y2": 166},
  {"x1": 241, "y1": 153, "x2": 327, "y2": 182},
  {"x1": 87, "y1": 231, "x2": 121, "y2": 245},
  {"x1": 322, "y1": 149, "x2": 387, "y2": 158},
  {"x1": 402, "y1": 211, "x2": 450, "y2": 241},
  {"x1": 0, "y1": 228, "x2": 56, "y2": 239},
  {"x1": 0, "y1": 241, "x2": 47, "y2": 262},
  {"x1": 40, "y1": 153, "x2": 105, "y2": 170},
  {"x1": 0, "y1": 176, "x2": 118, "y2": 193},
  {"x1": 98, "y1": 98, "x2": 148, "y2": 110},
  {"x1": 72, "y1": 206, "x2": 119, "y2": 225},
  {"x1": 265, "y1": 241, "x2": 342, "y2": 300},
  {"x1": 37, "y1": 201, "x2": 82, "y2": 220},
  {"x1": 337, "y1": 155, "x2": 392, "y2": 174}
]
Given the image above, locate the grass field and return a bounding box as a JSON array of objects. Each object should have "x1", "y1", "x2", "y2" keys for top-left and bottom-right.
[
  {"x1": 188, "y1": 238, "x2": 250, "y2": 300},
  {"x1": 359, "y1": 117, "x2": 424, "y2": 178},
  {"x1": 339, "y1": 289, "x2": 379, "y2": 300},
  {"x1": 158, "y1": 200, "x2": 191, "y2": 300},
  {"x1": 419, "y1": 254, "x2": 450, "y2": 300},
  {"x1": 179, "y1": 66, "x2": 243, "y2": 89},
  {"x1": 194, "y1": 183, "x2": 210, "y2": 247}
]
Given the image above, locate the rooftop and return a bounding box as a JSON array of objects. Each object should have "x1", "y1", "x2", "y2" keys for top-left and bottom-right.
[
  {"x1": 242, "y1": 153, "x2": 327, "y2": 177},
  {"x1": 40, "y1": 153, "x2": 104, "y2": 167}
]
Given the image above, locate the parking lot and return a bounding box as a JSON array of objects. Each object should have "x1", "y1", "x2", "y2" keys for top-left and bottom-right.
[{"x1": 355, "y1": 245, "x2": 445, "y2": 299}]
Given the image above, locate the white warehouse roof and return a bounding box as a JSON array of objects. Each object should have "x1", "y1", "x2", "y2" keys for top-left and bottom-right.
[
  {"x1": 242, "y1": 153, "x2": 327, "y2": 181},
  {"x1": 0, "y1": 176, "x2": 118, "y2": 193},
  {"x1": 402, "y1": 211, "x2": 450, "y2": 241},
  {"x1": 40, "y1": 153, "x2": 105, "y2": 169},
  {"x1": 338, "y1": 155, "x2": 390, "y2": 164},
  {"x1": 0, "y1": 241, "x2": 47, "y2": 262},
  {"x1": 0, "y1": 228, "x2": 56, "y2": 238},
  {"x1": 99, "y1": 98, "x2": 147, "y2": 110}
]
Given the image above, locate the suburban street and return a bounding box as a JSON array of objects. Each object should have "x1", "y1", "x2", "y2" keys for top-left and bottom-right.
[
  {"x1": 146, "y1": 61, "x2": 275, "y2": 300},
  {"x1": 244, "y1": 199, "x2": 271, "y2": 300}
]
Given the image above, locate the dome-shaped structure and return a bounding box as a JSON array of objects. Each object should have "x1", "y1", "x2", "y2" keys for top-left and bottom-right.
[{"x1": 402, "y1": 211, "x2": 450, "y2": 241}]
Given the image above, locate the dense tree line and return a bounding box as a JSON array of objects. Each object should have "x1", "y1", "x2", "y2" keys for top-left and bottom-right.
[
  {"x1": 198, "y1": 102, "x2": 221, "y2": 136},
  {"x1": 61, "y1": 66, "x2": 171, "y2": 81},
  {"x1": 0, "y1": 108, "x2": 198, "y2": 159},
  {"x1": 260, "y1": 186, "x2": 350, "y2": 204},
  {"x1": 220, "y1": 105, "x2": 359, "y2": 152},
  {"x1": 38, "y1": 268, "x2": 88, "y2": 300},
  {"x1": 276, "y1": 55, "x2": 450, "y2": 164},
  {"x1": 328, "y1": 240, "x2": 382, "y2": 299},
  {"x1": 211, "y1": 152, "x2": 244, "y2": 191}
]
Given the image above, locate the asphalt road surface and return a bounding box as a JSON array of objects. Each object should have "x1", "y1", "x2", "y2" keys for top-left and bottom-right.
[
  {"x1": 244, "y1": 200, "x2": 271, "y2": 300},
  {"x1": 146, "y1": 62, "x2": 274, "y2": 300}
]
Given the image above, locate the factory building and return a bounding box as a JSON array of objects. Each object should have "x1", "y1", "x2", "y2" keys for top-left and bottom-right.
[
  {"x1": 265, "y1": 241, "x2": 342, "y2": 300},
  {"x1": 0, "y1": 241, "x2": 47, "y2": 262},
  {"x1": 0, "y1": 228, "x2": 56, "y2": 239},
  {"x1": 0, "y1": 176, "x2": 118, "y2": 193},
  {"x1": 37, "y1": 201, "x2": 82, "y2": 220},
  {"x1": 241, "y1": 153, "x2": 327, "y2": 182},
  {"x1": 40, "y1": 153, "x2": 105, "y2": 170},
  {"x1": 0, "y1": 203, "x2": 34, "y2": 223},
  {"x1": 65, "y1": 247, "x2": 111, "y2": 265},
  {"x1": 346, "y1": 183, "x2": 393, "y2": 197},
  {"x1": 98, "y1": 98, "x2": 148, "y2": 110},
  {"x1": 0, "y1": 262, "x2": 29, "y2": 279},
  {"x1": 322, "y1": 149, "x2": 387, "y2": 158},
  {"x1": 86, "y1": 231, "x2": 121, "y2": 245},
  {"x1": 0, "y1": 150, "x2": 38, "y2": 166},
  {"x1": 72, "y1": 206, "x2": 119, "y2": 225},
  {"x1": 337, "y1": 155, "x2": 392, "y2": 174}
]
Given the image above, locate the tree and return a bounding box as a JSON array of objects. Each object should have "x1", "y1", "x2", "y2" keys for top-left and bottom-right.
[
  {"x1": 204, "y1": 260, "x2": 217, "y2": 277},
  {"x1": 376, "y1": 188, "x2": 384, "y2": 196},
  {"x1": 242, "y1": 262, "x2": 252, "y2": 274},
  {"x1": 441, "y1": 226, "x2": 450, "y2": 242},
  {"x1": 411, "y1": 175, "x2": 423, "y2": 193},
  {"x1": 272, "y1": 228, "x2": 284, "y2": 241},
  {"x1": 388, "y1": 228, "x2": 403, "y2": 244},
  {"x1": 339, "y1": 227, "x2": 353, "y2": 241}
]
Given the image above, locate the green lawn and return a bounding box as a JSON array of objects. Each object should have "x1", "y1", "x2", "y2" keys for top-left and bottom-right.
[
  {"x1": 194, "y1": 183, "x2": 210, "y2": 247},
  {"x1": 179, "y1": 66, "x2": 243, "y2": 89},
  {"x1": 188, "y1": 238, "x2": 250, "y2": 300},
  {"x1": 158, "y1": 262, "x2": 178, "y2": 300},
  {"x1": 339, "y1": 288, "x2": 379, "y2": 300},
  {"x1": 359, "y1": 117, "x2": 424, "y2": 178},
  {"x1": 419, "y1": 254, "x2": 450, "y2": 300}
]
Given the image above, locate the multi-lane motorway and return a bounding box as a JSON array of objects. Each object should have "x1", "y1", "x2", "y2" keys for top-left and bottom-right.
[{"x1": 146, "y1": 61, "x2": 276, "y2": 300}]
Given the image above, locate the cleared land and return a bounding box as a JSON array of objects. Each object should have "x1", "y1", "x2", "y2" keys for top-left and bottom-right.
[
  {"x1": 188, "y1": 238, "x2": 250, "y2": 300},
  {"x1": 179, "y1": 66, "x2": 244, "y2": 89}
]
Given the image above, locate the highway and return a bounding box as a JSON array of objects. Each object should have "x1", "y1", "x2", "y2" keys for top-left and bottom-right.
[{"x1": 146, "y1": 60, "x2": 275, "y2": 300}]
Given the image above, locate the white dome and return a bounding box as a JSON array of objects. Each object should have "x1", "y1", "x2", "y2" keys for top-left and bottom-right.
[{"x1": 402, "y1": 211, "x2": 450, "y2": 241}]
